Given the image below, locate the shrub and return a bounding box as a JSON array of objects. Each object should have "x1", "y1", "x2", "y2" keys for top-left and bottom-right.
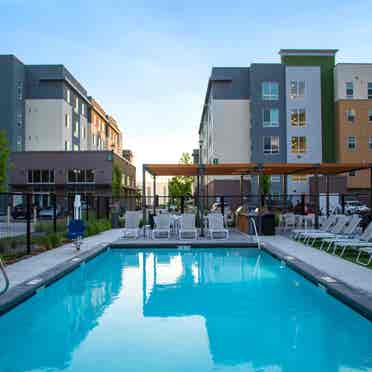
[{"x1": 48, "y1": 234, "x2": 62, "y2": 248}]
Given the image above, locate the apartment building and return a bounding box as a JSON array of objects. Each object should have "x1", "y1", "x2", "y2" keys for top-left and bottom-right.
[
  {"x1": 334, "y1": 64, "x2": 372, "y2": 190},
  {"x1": 199, "y1": 68, "x2": 251, "y2": 197},
  {"x1": 199, "y1": 50, "x2": 332, "y2": 196},
  {"x1": 0, "y1": 54, "x2": 135, "y2": 198}
]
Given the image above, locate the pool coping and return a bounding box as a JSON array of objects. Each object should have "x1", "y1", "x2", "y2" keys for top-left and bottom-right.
[{"x1": 0, "y1": 241, "x2": 371, "y2": 321}]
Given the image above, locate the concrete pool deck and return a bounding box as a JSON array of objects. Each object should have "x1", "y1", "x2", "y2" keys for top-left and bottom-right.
[{"x1": 262, "y1": 235, "x2": 372, "y2": 295}]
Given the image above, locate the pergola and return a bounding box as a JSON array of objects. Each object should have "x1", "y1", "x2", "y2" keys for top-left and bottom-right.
[{"x1": 142, "y1": 162, "x2": 372, "y2": 229}]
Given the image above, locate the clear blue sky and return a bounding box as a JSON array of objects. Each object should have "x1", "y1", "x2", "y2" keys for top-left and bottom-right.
[{"x1": 1, "y1": 0, "x2": 372, "y2": 177}]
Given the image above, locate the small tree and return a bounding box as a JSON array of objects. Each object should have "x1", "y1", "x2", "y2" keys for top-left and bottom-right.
[
  {"x1": 262, "y1": 175, "x2": 271, "y2": 195},
  {"x1": 0, "y1": 131, "x2": 10, "y2": 192},
  {"x1": 112, "y1": 163, "x2": 123, "y2": 199},
  {"x1": 168, "y1": 152, "x2": 193, "y2": 208}
]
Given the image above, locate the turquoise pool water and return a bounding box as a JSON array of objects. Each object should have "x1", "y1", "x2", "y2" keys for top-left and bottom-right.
[{"x1": 0, "y1": 248, "x2": 371, "y2": 372}]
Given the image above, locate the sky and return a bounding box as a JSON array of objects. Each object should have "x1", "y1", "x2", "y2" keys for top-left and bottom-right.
[{"x1": 1, "y1": 0, "x2": 372, "y2": 179}]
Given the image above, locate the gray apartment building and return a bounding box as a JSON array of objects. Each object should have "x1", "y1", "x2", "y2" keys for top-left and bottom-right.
[
  {"x1": 199, "y1": 50, "x2": 327, "y2": 197},
  {"x1": 0, "y1": 54, "x2": 136, "y2": 205}
]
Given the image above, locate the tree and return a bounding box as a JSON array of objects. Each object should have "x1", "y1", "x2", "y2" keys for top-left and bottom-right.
[
  {"x1": 168, "y1": 152, "x2": 193, "y2": 208},
  {"x1": 261, "y1": 175, "x2": 271, "y2": 195},
  {"x1": 112, "y1": 163, "x2": 123, "y2": 199},
  {"x1": 0, "y1": 131, "x2": 10, "y2": 192}
]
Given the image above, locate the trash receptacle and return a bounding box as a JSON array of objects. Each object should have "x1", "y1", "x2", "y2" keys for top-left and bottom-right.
[{"x1": 259, "y1": 213, "x2": 276, "y2": 235}]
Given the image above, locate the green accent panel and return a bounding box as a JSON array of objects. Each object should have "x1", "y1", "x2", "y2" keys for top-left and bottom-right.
[{"x1": 281, "y1": 55, "x2": 336, "y2": 162}]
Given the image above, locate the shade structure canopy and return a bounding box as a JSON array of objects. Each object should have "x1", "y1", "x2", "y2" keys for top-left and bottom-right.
[{"x1": 143, "y1": 162, "x2": 372, "y2": 177}]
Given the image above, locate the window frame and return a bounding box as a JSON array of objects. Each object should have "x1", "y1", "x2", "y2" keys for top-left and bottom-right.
[
  {"x1": 27, "y1": 169, "x2": 55, "y2": 184},
  {"x1": 262, "y1": 108, "x2": 279, "y2": 127},
  {"x1": 263, "y1": 136, "x2": 280, "y2": 154},
  {"x1": 262, "y1": 82, "x2": 279, "y2": 101},
  {"x1": 290, "y1": 80, "x2": 305, "y2": 99},
  {"x1": 346, "y1": 82, "x2": 354, "y2": 99},
  {"x1": 290, "y1": 108, "x2": 306, "y2": 127},
  {"x1": 67, "y1": 169, "x2": 95, "y2": 184},
  {"x1": 368, "y1": 108, "x2": 372, "y2": 122},
  {"x1": 291, "y1": 136, "x2": 307, "y2": 154},
  {"x1": 346, "y1": 108, "x2": 356, "y2": 123},
  {"x1": 368, "y1": 82, "x2": 372, "y2": 100},
  {"x1": 347, "y1": 136, "x2": 356, "y2": 151}
]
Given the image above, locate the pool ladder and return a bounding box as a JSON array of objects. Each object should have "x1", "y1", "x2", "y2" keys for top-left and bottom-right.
[
  {"x1": 249, "y1": 217, "x2": 261, "y2": 250},
  {"x1": 0, "y1": 258, "x2": 10, "y2": 296}
]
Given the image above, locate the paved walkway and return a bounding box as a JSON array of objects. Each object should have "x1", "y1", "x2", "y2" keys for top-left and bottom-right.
[
  {"x1": 262, "y1": 235, "x2": 372, "y2": 295},
  {"x1": 2, "y1": 229, "x2": 124, "y2": 289}
]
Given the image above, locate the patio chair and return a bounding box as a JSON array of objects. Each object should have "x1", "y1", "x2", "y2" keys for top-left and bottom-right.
[
  {"x1": 327, "y1": 220, "x2": 372, "y2": 257},
  {"x1": 178, "y1": 213, "x2": 197, "y2": 240},
  {"x1": 281, "y1": 213, "x2": 296, "y2": 231},
  {"x1": 122, "y1": 211, "x2": 142, "y2": 239},
  {"x1": 152, "y1": 214, "x2": 171, "y2": 239},
  {"x1": 356, "y1": 247, "x2": 372, "y2": 266},
  {"x1": 300, "y1": 215, "x2": 349, "y2": 246},
  {"x1": 291, "y1": 214, "x2": 336, "y2": 240},
  {"x1": 319, "y1": 214, "x2": 361, "y2": 251},
  {"x1": 207, "y1": 213, "x2": 229, "y2": 240}
]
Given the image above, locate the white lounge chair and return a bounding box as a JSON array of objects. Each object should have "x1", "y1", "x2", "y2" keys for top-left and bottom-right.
[
  {"x1": 291, "y1": 214, "x2": 336, "y2": 240},
  {"x1": 122, "y1": 211, "x2": 141, "y2": 239},
  {"x1": 319, "y1": 214, "x2": 361, "y2": 251},
  {"x1": 207, "y1": 213, "x2": 229, "y2": 240},
  {"x1": 300, "y1": 215, "x2": 349, "y2": 246},
  {"x1": 152, "y1": 214, "x2": 171, "y2": 239},
  {"x1": 328, "y1": 221, "x2": 372, "y2": 257},
  {"x1": 356, "y1": 247, "x2": 372, "y2": 266},
  {"x1": 178, "y1": 213, "x2": 197, "y2": 240}
]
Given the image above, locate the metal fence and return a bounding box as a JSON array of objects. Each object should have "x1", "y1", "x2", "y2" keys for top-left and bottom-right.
[{"x1": 0, "y1": 190, "x2": 371, "y2": 260}]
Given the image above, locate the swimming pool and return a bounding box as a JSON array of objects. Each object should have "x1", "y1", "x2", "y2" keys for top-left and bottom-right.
[{"x1": 0, "y1": 248, "x2": 371, "y2": 372}]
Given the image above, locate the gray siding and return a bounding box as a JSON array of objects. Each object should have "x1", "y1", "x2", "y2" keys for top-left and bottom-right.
[
  {"x1": 0, "y1": 55, "x2": 26, "y2": 152},
  {"x1": 250, "y1": 64, "x2": 286, "y2": 163},
  {"x1": 211, "y1": 67, "x2": 250, "y2": 100}
]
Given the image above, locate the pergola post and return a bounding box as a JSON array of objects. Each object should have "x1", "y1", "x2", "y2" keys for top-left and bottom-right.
[
  {"x1": 142, "y1": 165, "x2": 147, "y2": 225},
  {"x1": 314, "y1": 173, "x2": 320, "y2": 229},
  {"x1": 153, "y1": 175, "x2": 156, "y2": 215},
  {"x1": 240, "y1": 175, "x2": 244, "y2": 205},
  {"x1": 370, "y1": 166, "x2": 372, "y2": 209},
  {"x1": 199, "y1": 164, "x2": 205, "y2": 237},
  {"x1": 326, "y1": 175, "x2": 330, "y2": 217}
]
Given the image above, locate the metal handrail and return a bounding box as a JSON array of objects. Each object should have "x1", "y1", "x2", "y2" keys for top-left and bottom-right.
[
  {"x1": 249, "y1": 217, "x2": 261, "y2": 250},
  {"x1": 0, "y1": 258, "x2": 10, "y2": 296}
]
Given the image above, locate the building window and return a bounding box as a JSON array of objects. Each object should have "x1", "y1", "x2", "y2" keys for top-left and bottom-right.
[
  {"x1": 66, "y1": 89, "x2": 70, "y2": 103},
  {"x1": 73, "y1": 144, "x2": 79, "y2": 151},
  {"x1": 27, "y1": 169, "x2": 54, "y2": 184},
  {"x1": 263, "y1": 108, "x2": 279, "y2": 127},
  {"x1": 65, "y1": 140, "x2": 70, "y2": 151},
  {"x1": 65, "y1": 113, "x2": 70, "y2": 128},
  {"x1": 346, "y1": 82, "x2": 353, "y2": 99},
  {"x1": 271, "y1": 176, "x2": 281, "y2": 183},
  {"x1": 346, "y1": 109, "x2": 356, "y2": 123},
  {"x1": 347, "y1": 136, "x2": 356, "y2": 151},
  {"x1": 16, "y1": 113, "x2": 22, "y2": 127},
  {"x1": 81, "y1": 103, "x2": 85, "y2": 116},
  {"x1": 263, "y1": 136, "x2": 280, "y2": 154},
  {"x1": 290, "y1": 80, "x2": 305, "y2": 99},
  {"x1": 291, "y1": 136, "x2": 307, "y2": 153},
  {"x1": 290, "y1": 109, "x2": 306, "y2": 127},
  {"x1": 17, "y1": 82, "x2": 23, "y2": 100},
  {"x1": 262, "y1": 82, "x2": 279, "y2": 101},
  {"x1": 74, "y1": 121, "x2": 79, "y2": 137},
  {"x1": 368, "y1": 83, "x2": 372, "y2": 99},
  {"x1": 368, "y1": 109, "x2": 372, "y2": 122},
  {"x1": 67, "y1": 169, "x2": 95, "y2": 184},
  {"x1": 75, "y1": 97, "x2": 79, "y2": 112},
  {"x1": 16, "y1": 136, "x2": 22, "y2": 151},
  {"x1": 369, "y1": 137, "x2": 372, "y2": 150},
  {"x1": 292, "y1": 175, "x2": 308, "y2": 182}
]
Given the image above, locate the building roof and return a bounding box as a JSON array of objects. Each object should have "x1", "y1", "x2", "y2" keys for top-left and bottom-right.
[{"x1": 279, "y1": 49, "x2": 338, "y2": 57}]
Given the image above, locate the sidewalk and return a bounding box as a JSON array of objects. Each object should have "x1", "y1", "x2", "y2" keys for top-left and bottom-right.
[{"x1": 262, "y1": 235, "x2": 372, "y2": 295}]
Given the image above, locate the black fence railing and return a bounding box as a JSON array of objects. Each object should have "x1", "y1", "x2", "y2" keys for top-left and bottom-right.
[{"x1": 0, "y1": 191, "x2": 371, "y2": 260}]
